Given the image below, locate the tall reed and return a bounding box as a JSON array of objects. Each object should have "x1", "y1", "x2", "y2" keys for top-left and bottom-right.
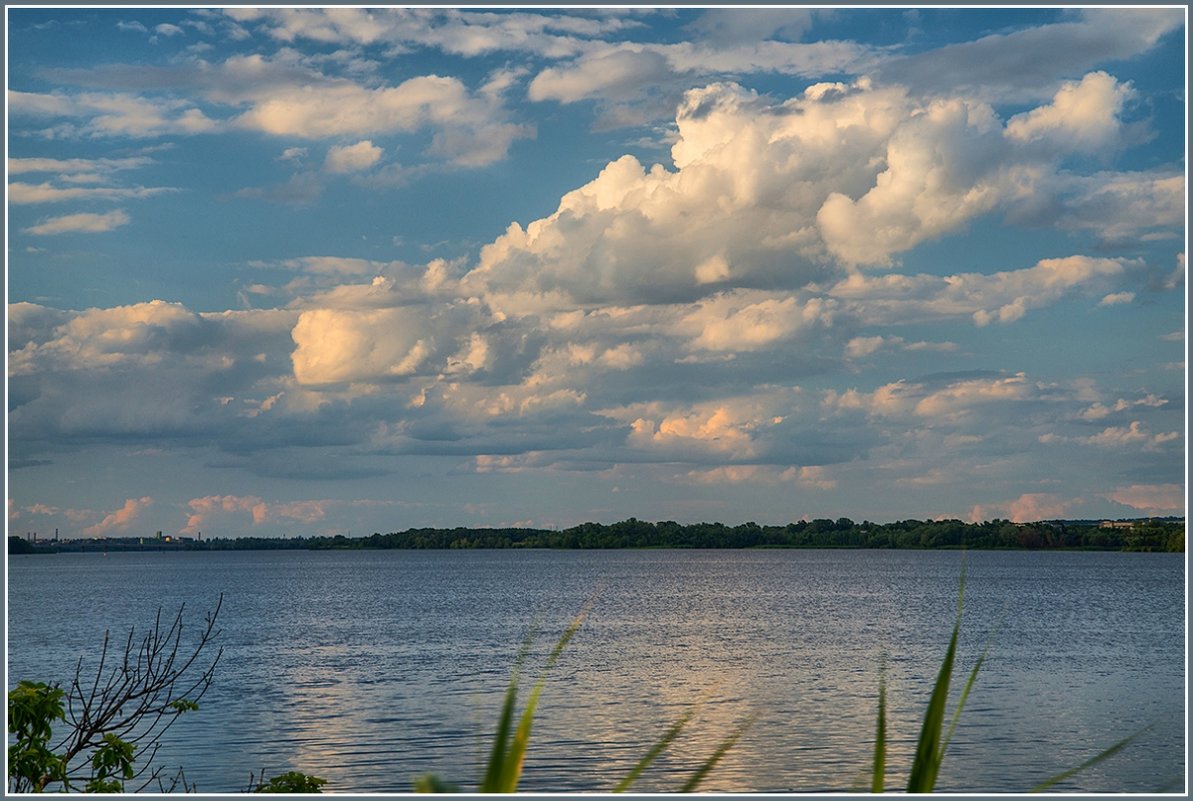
[
  {"x1": 415, "y1": 611, "x2": 753, "y2": 793},
  {"x1": 416, "y1": 574, "x2": 1153, "y2": 794},
  {"x1": 871, "y1": 570, "x2": 1149, "y2": 793}
]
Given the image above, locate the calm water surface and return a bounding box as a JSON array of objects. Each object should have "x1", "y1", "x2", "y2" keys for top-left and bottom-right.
[{"x1": 6, "y1": 549, "x2": 1185, "y2": 793}]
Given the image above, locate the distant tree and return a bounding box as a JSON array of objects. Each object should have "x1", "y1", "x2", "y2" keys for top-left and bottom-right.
[{"x1": 8, "y1": 536, "x2": 36, "y2": 555}]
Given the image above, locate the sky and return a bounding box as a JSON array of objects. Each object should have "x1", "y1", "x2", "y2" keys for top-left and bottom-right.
[{"x1": 5, "y1": 6, "x2": 1187, "y2": 539}]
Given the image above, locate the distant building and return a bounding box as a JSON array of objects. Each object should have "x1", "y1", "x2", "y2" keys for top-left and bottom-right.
[{"x1": 1099, "y1": 520, "x2": 1135, "y2": 530}]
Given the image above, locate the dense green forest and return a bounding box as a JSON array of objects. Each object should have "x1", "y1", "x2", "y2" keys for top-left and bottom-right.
[{"x1": 12, "y1": 517, "x2": 1184, "y2": 554}]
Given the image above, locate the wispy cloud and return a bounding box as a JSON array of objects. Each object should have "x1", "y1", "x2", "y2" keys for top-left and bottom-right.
[
  {"x1": 24, "y1": 209, "x2": 131, "y2": 235},
  {"x1": 8, "y1": 182, "x2": 174, "y2": 204}
]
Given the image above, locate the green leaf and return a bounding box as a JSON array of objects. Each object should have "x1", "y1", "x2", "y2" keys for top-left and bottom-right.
[
  {"x1": 480, "y1": 612, "x2": 585, "y2": 793},
  {"x1": 169, "y1": 698, "x2": 200, "y2": 713},
  {"x1": 479, "y1": 627, "x2": 534, "y2": 793},
  {"x1": 871, "y1": 660, "x2": 886, "y2": 794},
  {"x1": 91, "y1": 734, "x2": 137, "y2": 782},
  {"x1": 503, "y1": 613, "x2": 584, "y2": 792},
  {"x1": 613, "y1": 706, "x2": 698, "y2": 792},
  {"x1": 85, "y1": 777, "x2": 125, "y2": 793},
  {"x1": 1028, "y1": 725, "x2": 1151, "y2": 792},
  {"x1": 412, "y1": 773, "x2": 460, "y2": 793},
  {"x1": 8, "y1": 680, "x2": 65, "y2": 742},
  {"x1": 254, "y1": 771, "x2": 327, "y2": 793},
  {"x1": 678, "y1": 714, "x2": 755, "y2": 793},
  {"x1": 906, "y1": 571, "x2": 965, "y2": 792}
]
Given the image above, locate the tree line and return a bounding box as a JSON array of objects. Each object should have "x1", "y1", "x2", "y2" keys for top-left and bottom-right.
[
  {"x1": 16, "y1": 516, "x2": 1177, "y2": 554},
  {"x1": 340, "y1": 517, "x2": 1183, "y2": 551}
]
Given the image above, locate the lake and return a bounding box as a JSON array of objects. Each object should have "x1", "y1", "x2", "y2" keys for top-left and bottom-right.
[{"x1": 6, "y1": 548, "x2": 1185, "y2": 793}]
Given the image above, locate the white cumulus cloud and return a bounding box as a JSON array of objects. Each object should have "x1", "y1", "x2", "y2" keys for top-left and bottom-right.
[{"x1": 324, "y1": 139, "x2": 383, "y2": 173}]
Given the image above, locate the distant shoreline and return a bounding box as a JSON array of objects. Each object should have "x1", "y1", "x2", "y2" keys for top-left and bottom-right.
[{"x1": 9, "y1": 516, "x2": 1184, "y2": 554}]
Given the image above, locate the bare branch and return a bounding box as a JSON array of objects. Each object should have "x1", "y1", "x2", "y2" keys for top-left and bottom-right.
[{"x1": 31, "y1": 595, "x2": 224, "y2": 793}]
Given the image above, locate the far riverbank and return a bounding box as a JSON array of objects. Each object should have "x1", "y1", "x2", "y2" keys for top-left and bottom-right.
[{"x1": 9, "y1": 515, "x2": 1184, "y2": 554}]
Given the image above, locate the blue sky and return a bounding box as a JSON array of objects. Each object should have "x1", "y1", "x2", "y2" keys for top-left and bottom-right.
[{"x1": 6, "y1": 7, "x2": 1186, "y2": 539}]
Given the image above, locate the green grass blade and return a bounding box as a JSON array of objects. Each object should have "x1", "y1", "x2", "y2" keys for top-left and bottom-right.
[
  {"x1": 1028, "y1": 725, "x2": 1150, "y2": 792},
  {"x1": 479, "y1": 627, "x2": 537, "y2": 792},
  {"x1": 612, "y1": 706, "x2": 698, "y2": 792},
  {"x1": 871, "y1": 659, "x2": 886, "y2": 793},
  {"x1": 479, "y1": 675, "x2": 519, "y2": 792},
  {"x1": 906, "y1": 619, "x2": 957, "y2": 791},
  {"x1": 498, "y1": 612, "x2": 587, "y2": 792},
  {"x1": 678, "y1": 714, "x2": 755, "y2": 793},
  {"x1": 940, "y1": 617, "x2": 998, "y2": 757},
  {"x1": 906, "y1": 572, "x2": 965, "y2": 792}
]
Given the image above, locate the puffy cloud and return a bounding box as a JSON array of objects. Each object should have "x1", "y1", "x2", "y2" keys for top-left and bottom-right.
[
  {"x1": 272, "y1": 499, "x2": 331, "y2": 523},
  {"x1": 1006, "y1": 493, "x2": 1077, "y2": 523},
  {"x1": 471, "y1": 73, "x2": 1156, "y2": 306},
  {"x1": 1080, "y1": 421, "x2": 1180, "y2": 451},
  {"x1": 818, "y1": 72, "x2": 1144, "y2": 267},
  {"x1": 1106, "y1": 484, "x2": 1184, "y2": 513},
  {"x1": 1098, "y1": 292, "x2": 1135, "y2": 307},
  {"x1": 527, "y1": 34, "x2": 878, "y2": 128},
  {"x1": 290, "y1": 300, "x2": 487, "y2": 385},
  {"x1": 9, "y1": 299, "x2": 209, "y2": 372},
  {"x1": 829, "y1": 373, "x2": 1032, "y2": 423},
  {"x1": 970, "y1": 493, "x2": 1077, "y2": 523},
  {"x1": 14, "y1": 49, "x2": 529, "y2": 169},
  {"x1": 291, "y1": 308, "x2": 431, "y2": 384},
  {"x1": 845, "y1": 335, "x2": 956, "y2": 359},
  {"x1": 626, "y1": 407, "x2": 757, "y2": 460},
  {"x1": 1078, "y1": 394, "x2": 1167, "y2": 421},
  {"x1": 605, "y1": 393, "x2": 811, "y2": 463},
  {"x1": 1049, "y1": 171, "x2": 1184, "y2": 245},
  {"x1": 829, "y1": 255, "x2": 1130, "y2": 327},
  {"x1": 528, "y1": 47, "x2": 674, "y2": 105},
  {"x1": 82, "y1": 496, "x2": 153, "y2": 537},
  {"x1": 233, "y1": 74, "x2": 531, "y2": 166},
  {"x1": 845, "y1": 336, "x2": 888, "y2": 359},
  {"x1": 466, "y1": 80, "x2": 894, "y2": 304},
  {"x1": 913, "y1": 373, "x2": 1030, "y2": 419},
  {"x1": 183, "y1": 495, "x2": 268, "y2": 534},
  {"x1": 324, "y1": 139, "x2": 383, "y2": 173},
  {"x1": 7, "y1": 301, "x2": 299, "y2": 453},
  {"x1": 181, "y1": 494, "x2": 332, "y2": 534},
  {"x1": 818, "y1": 96, "x2": 1008, "y2": 266},
  {"x1": 683, "y1": 463, "x2": 836, "y2": 489},
  {"x1": 683, "y1": 292, "x2": 834, "y2": 352},
  {"x1": 7, "y1": 302, "x2": 73, "y2": 349},
  {"x1": 25, "y1": 503, "x2": 60, "y2": 516},
  {"x1": 24, "y1": 209, "x2": 130, "y2": 235},
  {"x1": 1004, "y1": 72, "x2": 1133, "y2": 154}
]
